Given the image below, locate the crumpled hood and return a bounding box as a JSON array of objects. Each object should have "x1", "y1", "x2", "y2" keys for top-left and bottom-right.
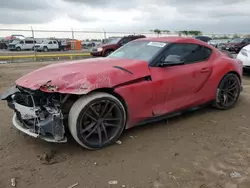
[{"x1": 16, "y1": 57, "x2": 151, "y2": 94}]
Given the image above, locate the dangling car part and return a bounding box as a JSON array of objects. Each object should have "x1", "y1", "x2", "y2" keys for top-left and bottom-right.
[
  {"x1": 1, "y1": 86, "x2": 67, "y2": 142},
  {"x1": 1, "y1": 37, "x2": 243, "y2": 150}
]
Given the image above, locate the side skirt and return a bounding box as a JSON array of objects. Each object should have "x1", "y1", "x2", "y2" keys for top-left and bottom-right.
[{"x1": 135, "y1": 101, "x2": 213, "y2": 127}]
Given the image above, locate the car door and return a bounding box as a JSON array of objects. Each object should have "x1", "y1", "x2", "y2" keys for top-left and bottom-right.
[
  {"x1": 19, "y1": 40, "x2": 24, "y2": 50},
  {"x1": 53, "y1": 41, "x2": 58, "y2": 49},
  {"x1": 149, "y1": 43, "x2": 213, "y2": 115},
  {"x1": 48, "y1": 41, "x2": 53, "y2": 49},
  {"x1": 26, "y1": 40, "x2": 33, "y2": 50}
]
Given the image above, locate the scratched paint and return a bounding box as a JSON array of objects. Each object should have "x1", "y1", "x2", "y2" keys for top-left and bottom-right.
[{"x1": 15, "y1": 57, "x2": 151, "y2": 95}]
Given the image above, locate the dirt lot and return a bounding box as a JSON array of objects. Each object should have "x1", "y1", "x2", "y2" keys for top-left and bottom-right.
[{"x1": 1, "y1": 62, "x2": 250, "y2": 188}]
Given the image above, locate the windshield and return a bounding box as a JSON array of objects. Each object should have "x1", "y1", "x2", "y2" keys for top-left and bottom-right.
[
  {"x1": 108, "y1": 41, "x2": 167, "y2": 62},
  {"x1": 10, "y1": 40, "x2": 20, "y2": 44},
  {"x1": 229, "y1": 38, "x2": 244, "y2": 43},
  {"x1": 41, "y1": 40, "x2": 49, "y2": 44},
  {"x1": 106, "y1": 38, "x2": 121, "y2": 44}
]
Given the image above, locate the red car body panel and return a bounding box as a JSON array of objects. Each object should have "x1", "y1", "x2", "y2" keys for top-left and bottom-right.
[
  {"x1": 14, "y1": 37, "x2": 243, "y2": 129},
  {"x1": 16, "y1": 58, "x2": 151, "y2": 94}
]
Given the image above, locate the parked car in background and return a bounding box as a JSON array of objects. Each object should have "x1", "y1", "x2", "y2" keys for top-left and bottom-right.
[
  {"x1": 223, "y1": 38, "x2": 250, "y2": 53},
  {"x1": 91, "y1": 35, "x2": 146, "y2": 57},
  {"x1": 208, "y1": 39, "x2": 230, "y2": 49},
  {"x1": 8, "y1": 39, "x2": 36, "y2": 51},
  {"x1": 195, "y1": 36, "x2": 212, "y2": 43},
  {"x1": 236, "y1": 44, "x2": 250, "y2": 71},
  {"x1": 0, "y1": 41, "x2": 8, "y2": 49},
  {"x1": 35, "y1": 39, "x2": 68, "y2": 52},
  {"x1": 4, "y1": 34, "x2": 25, "y2": 41},
  {"x1": 81, "y1": 42, "x2": 96, "y2": 49}
]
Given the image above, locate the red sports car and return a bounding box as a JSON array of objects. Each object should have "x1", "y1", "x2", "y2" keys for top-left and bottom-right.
[{"x1": 1, "y1": 37, "x2": 243, "y2": 150}]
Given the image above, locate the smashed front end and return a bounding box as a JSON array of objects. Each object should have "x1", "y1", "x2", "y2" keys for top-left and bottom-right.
[{"x1": 1, "y1": 86, "x2": 68, "y2": 143}]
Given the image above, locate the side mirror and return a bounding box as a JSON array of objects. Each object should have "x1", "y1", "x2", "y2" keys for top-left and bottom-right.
[
  {"x1": 159, "y1": 60, "x2": 184, "y2": 67},
  {"x1": 158, "y1": 55, "x2": 184, "y2": 67}
]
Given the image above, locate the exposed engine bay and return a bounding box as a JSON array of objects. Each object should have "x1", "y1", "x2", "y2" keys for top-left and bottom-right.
[{"x1": 1, "y1": 86, "x2": 74, "y2": 142}]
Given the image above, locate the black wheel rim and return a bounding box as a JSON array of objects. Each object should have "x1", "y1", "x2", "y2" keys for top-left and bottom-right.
[
  {"x1": 78, "y1": 98, "x2": 124, "y2": 147},
  {"x1": 218, "y1": 76, "x2": 239, "y2": 107}
]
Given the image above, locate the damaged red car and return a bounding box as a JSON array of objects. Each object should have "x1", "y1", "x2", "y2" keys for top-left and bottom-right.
[{"x1": 1, "y1": 37, "x2": 243, "y2": 150}]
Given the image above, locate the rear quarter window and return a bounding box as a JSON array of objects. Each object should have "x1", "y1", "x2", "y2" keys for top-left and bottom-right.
[{"x1": 202, "y1": 47, "x2": 212, "y2": 60}]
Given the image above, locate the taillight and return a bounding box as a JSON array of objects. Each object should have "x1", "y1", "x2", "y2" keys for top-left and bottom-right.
[{"x1": 241, "y1": 49, "x2": 248, "y2": 57}]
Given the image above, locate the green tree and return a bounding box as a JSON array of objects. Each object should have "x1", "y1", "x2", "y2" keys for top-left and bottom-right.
[
  {"x1": 162, "y1": 30, "x2": 170, "y2": 34},
  {"x1": 192, "y1": 30, "x2": 202, "y2": 36},
  {"x1": 180, "y1": 30, "x2": 189, "y2": 36},
  {"x1": 233, "y1": 34, "x2": 240, "y2": 38},
  {"x1": 153, "y1": 29, "x2": 162, "y2": 37}
]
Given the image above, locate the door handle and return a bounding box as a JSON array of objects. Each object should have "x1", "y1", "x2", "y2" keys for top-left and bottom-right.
[{"x1": 200, "y1": 68, "x2": 210, "y2": 73}]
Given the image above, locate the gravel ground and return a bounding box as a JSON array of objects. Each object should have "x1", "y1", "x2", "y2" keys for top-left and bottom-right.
[{"x1": 0, "y1": 61, "x2": 250, "y2": 188}]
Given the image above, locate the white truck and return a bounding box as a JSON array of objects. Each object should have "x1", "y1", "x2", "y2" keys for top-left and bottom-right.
[
  {"x1": 34, "y1": 39, "x2": 68, "y2": 52},
  {"x1": 8, "y1": 39, "x2": 36, "y2": 51}
]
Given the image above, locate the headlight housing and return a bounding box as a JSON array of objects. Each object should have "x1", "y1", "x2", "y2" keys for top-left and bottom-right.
[
  {"x1": 97, "y1": 47, "x2": 103, "y2": 52},
  {"x1": 241, "y1": 49, "x2": 248, "y2": 57}
]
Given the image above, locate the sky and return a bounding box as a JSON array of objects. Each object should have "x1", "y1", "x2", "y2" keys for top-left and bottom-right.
[{"x1": 0, "y1": 0, "x2": 250, "y2": 39}]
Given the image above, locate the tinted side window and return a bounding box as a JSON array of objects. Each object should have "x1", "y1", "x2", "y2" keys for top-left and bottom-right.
[
  {"x1": 53, "y1": 41, "x2": 57, "y2": 44},
  {"x1": 25, "y1": 40, "x2": 34, "y2": 44},
  {"x1": 163, "y1": 44, "x2": 212, "y2": 64},
  {"x1": 20, "y1": 41, "x2": 24, "y2": 44},
  {"x1": 48, "y1": 41, "x2": 53, "y2": 44},
  {"x1": 245, "y1": 38, "x2": 250, "y2": 43},
  {"x1": 119, "y1": 37, "x2": 131, "y2": 45}
]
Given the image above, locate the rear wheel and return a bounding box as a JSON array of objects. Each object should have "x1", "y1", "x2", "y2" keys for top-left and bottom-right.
[
  {"x1": 214, "y1": 73, "x2": 241, "y2": 110},
  {"x1": 68, "y1": 92, "x2": 126, "y2": 149}
]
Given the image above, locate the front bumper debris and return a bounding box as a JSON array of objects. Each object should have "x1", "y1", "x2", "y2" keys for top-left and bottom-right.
[
  {"x1": 12, "y1": 113, "x2": 66, "y2": 143},
  {"x1": 1, "y1": 86, "x2": 67, "y2": 143}
]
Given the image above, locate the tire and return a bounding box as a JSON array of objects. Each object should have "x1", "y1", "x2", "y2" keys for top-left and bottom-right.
[
  {"x1": 68, "y1": 92, "x2": 127, "y2": 149},
  {"x1": 214, "y1": 73, "x2": 241, "y2": 110},
  {"x1": 104, "y1": 50, "x2": 113, "y2": 57},
  {"x1": 16, "y1": 47, "x2": 21, "y2": 51},
  {"x1": 43, "y1": 46, "x2": 48, "y2": 52}
]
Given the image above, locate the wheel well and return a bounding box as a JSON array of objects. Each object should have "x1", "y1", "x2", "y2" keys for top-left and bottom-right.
[
  {"x1": 227, "y1": 71, "x2": 241, "y2": 83},
  {"x1": 61, "y1": 88, "x2": 128, "y2": 113},
  {"x1": 89, "y1": 88, "x2": 128, "y2": 114},
  {"x1": 216, "y1": 71, "x2": 242, "y2": 90}
]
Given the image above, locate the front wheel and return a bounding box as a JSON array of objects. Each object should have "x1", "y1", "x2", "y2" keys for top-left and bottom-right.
[
  {"x1": 68, "y1": 92, "x2": 127, "y2": 149},
  {"x1": 214, "y1": 73, "x2": 241, "y2": 110},
  {"x1": 43, "y1": 46, "x2": 48, "y2": 52}
]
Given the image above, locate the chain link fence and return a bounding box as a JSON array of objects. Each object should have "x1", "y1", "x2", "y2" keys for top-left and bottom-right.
[{"x1": 0, "y1": 27, "x2": 247, "y2": 63}]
